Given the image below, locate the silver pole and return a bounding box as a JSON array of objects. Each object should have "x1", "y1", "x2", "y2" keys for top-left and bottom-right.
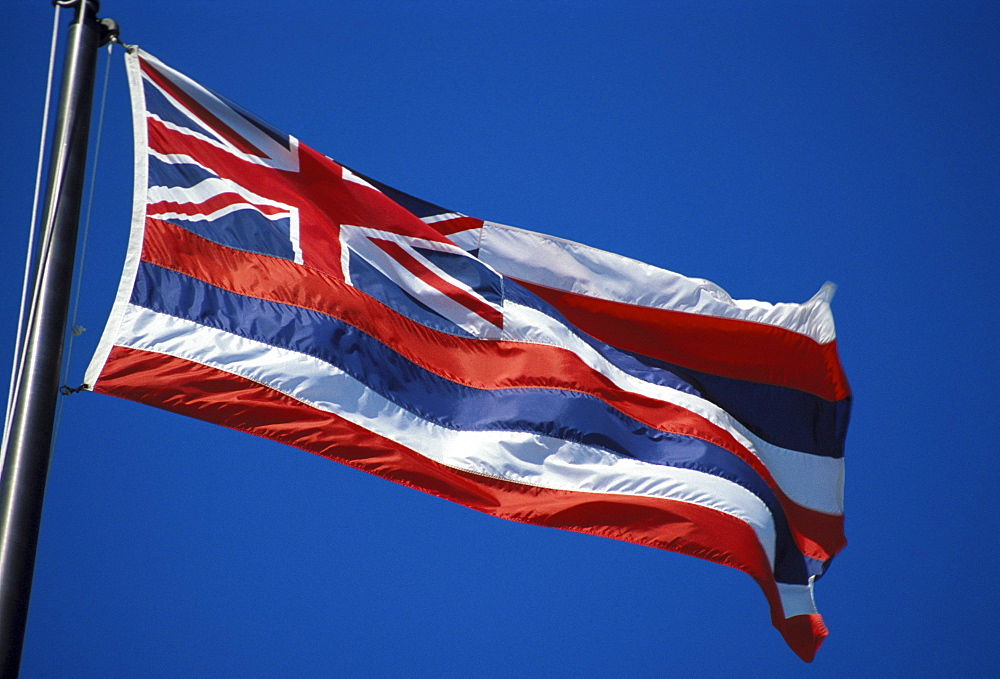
[{"x1": 0, "y1": 2, "x2": 104, "y2": 675}]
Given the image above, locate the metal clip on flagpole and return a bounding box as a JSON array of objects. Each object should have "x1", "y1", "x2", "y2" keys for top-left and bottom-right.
[{"x1": 0, "y1": 2, "x2": 116, "y2": 676}]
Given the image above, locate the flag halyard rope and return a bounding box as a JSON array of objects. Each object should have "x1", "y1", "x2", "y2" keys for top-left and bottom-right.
[{"x1": 2, "y1": 4, "x2": 64, "y2": 463}]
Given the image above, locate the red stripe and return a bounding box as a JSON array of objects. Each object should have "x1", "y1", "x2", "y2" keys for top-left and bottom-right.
[
  {"x1": 426, "y1": 215, "x2": 484, "y2": 235},
  {"x1": 141, "y1": 58, "x2": 265, "y2": 158},
  {"x1": 369, "y1": 237, "x2": 503, "y2": 328},
  {"x1": 93, "y1": 347, "x2": 826, "y2": 661},
  {"x1": 139, "y1": 218, "x2": 845, "y2": 560},
  {"x1": 518, "y1": 280, "x2": 850, "y2": 402}
]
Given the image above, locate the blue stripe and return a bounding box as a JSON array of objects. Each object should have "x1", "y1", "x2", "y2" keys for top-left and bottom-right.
[
  {"x1": 131, "y1": 261, "x2": 824, "y2": 584},
  {"x1": 159, "y1": 212, "x2": 295, "y2": 263},
  {"x1": 148, "y1": 155, "x2": 219, "y2": 190},
  {"x1": 627, "y1": 353, "x2": 849, "y2": 458}
]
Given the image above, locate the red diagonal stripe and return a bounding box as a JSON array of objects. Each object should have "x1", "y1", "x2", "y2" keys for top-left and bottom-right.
[
  {"x1": 141, "y1": 58, "x2": 265, "y2": 158},
  {"x1": 426, "y1": 215, "x2": 483, "y2": 235},
  {"x1": 369, "y1": 238, "x2": 503, "y2": 329}
]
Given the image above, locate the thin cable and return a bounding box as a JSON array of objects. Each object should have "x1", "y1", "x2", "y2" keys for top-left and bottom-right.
[
  {"x1": 53, "y1": 42, "x2": 113, "y2": 440},
  {"x1": 3, "y1": 5, "x2": 63, "y2": 458},
  {"x1": 63, "y1": 42, "x2": 112, "y2": 384}
]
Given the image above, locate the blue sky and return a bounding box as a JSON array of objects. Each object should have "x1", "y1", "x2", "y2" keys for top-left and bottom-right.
[{"x1": 2, "y1": 1, "x2": 998, "y2": 676}]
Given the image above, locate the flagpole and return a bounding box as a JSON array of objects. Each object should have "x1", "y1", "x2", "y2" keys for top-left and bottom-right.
[{"x1": 0, "y1": 1, "x2": 110, "y2": 675}]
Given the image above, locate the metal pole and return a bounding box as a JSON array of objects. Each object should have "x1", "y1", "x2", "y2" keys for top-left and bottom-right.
[{"x1": 0, "y1": 2, "x2": 104, "y2": 675}]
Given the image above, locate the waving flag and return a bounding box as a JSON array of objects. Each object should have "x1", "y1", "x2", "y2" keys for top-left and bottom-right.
[{"x1": 86, "y1": 49, "x2": 849, "y2": 662}]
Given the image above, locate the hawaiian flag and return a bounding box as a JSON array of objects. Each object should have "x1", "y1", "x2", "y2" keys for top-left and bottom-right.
[{"x1": 86, "y1": 49, "x2": 849, "y2": 662}]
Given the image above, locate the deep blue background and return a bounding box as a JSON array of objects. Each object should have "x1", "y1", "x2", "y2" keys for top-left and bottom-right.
[{"x1": 2, "y1": 2, "x2": 997, "y2": 676}]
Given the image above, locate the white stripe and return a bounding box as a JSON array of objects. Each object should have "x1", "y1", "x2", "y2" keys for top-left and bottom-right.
[
  {"x1": 503, "y1": 301, "x2": 845, "y2": 515},
  {"x1": 421, "y1": 212, "x2": 466, "y2": 224},
  {"x1": 778, "y1": 578, "x2": 819, "y2": 618},
  {"x1": 85, "y1": 50, "x2": 150, "y2": 389},
  {"x1": 148, "y1": 203, "x2": 285, "y2": 223},
  {"x1": 147, "y1": 177, "x2": 290, "y2": 212},
  {"x1": 111, "y1": 304, "x2": 779, "y2": 567},
  {"x1": 342, "y1": 166, "x2": 378, "y2": 190},
  {"x1": 478, "y1": 221, "x2": 837, "y2": 344},
  {"x1": 148, "y1": 149, "x2": 206, "y2": 167}
]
